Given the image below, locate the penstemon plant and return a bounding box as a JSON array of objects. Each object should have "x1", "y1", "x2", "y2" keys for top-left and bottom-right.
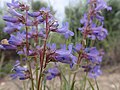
[{"x1": 0, "y1": 0, "x2": 112, "y2": 90}]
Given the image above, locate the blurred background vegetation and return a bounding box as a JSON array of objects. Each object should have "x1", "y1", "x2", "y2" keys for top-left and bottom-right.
[
  {"x1": 0, "y1": 0, "x2": 120, "y2": 78},
  {"x1": 64, "y1": 0, "x2": 120, "y2": 67}
]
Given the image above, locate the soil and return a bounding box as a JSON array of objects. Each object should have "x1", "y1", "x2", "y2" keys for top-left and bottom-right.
[{"x1": 0, "y1": 66, "x2": 120, "y2": 90}]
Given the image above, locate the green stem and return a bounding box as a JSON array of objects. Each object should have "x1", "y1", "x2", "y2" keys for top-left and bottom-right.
[
  {"x1": 95, "y1": 79, "x2": 99, "y2": 90},
  {"x1": 36, "y1": 59, "x2": 39, "y2": 88},
  {"x1": 23, "y1": 81, "x2": 26, "y2": 90},
  {"x1": 88, "y1": 78, "x2": 94, "y2": 90},
  {"x1": 28, "y1": 60, "x2": 35, "y2": 90},
  {"x1": 0, "y1": 52, "x2": 4, "y2": 71},
  {"x1": 70, "y1": 72, "x2": 77, "y2": 90},
  {"x1": 43, "y1": 79, "x2": 46, "y2": 90},
  {"x1": 83, "y1": 72, "x2": 87, "y2": 90}
]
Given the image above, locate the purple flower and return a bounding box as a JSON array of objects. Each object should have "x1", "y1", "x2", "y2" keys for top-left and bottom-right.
[
  {"x1": 28, "y1": 28, "x2": 38, "y2": 38},
  {"x1": 38, "y1": 31, "x2": 46, "y2": 38},
  {"x1": 1, "y1": 44, "x2": 17, "y2": 50},
  {"x1": 40, "y1": 7, "x2": 50, "y2": 13},
  {"x1": 17, "y1": 47, "x2": 36, "y2": 56},
  {"x1": 56, "y1": 22, "x2": 74, "y2": 39},
  {"x1": 56, "y1": 44, "x2": 72, "y2": 56},
  {"x1": 8, "y1": 32, "x2": 26, "y2": 46},
  {"x1": 79, "y1": 0, "x2": 111, "y2": 41},
  {"x1": 89, "y1": 26, "x2": 108, "y2": 40},
  {"x1": 85, "y1": 47, "x2": 103, "y2": 63},
  {"x1": 56, "y1": 22, "x2": 69, "y2": 33},
  {"x1": 87, "y1": 0, "x2": 112, "y2": 11},
  {"x1": 45, "y1": 67, "x2": 60, "y2": 80},
  {"x1": 80, "y1": 13, "x2": 93, "y2": 26},
  {"x1": 49, "y1": 21, "x2": 59, "y2": 31},
  {"x1": 64, "y1": 30, "x2": 74, "y2": 39},
  {"x1": 28, "y1": 28, "x2": 45, "y2": 38},
  {"x1": 96, "y1": 14, "x2": 104, "y2": 23},
  {"x1": 11, "y1": 60, "x2": 28, "y2": 80},
  {"x1": 46, "y1": 44, "x2": 77, "y2": 68},
  {"x1": 9, "y1": 9, "x2": 22, "y2": 17},
  {"x1": 73, "y1": 43, "x2": 83, "y2": 53},
  {"x1": 82, "y1": 64, "x2": 102, "y2": 78},
  {"x1": 3, "y1": 16, "x2": 19, "y2": 23},
  {"x1": 11, "y1": 72, "x2": 26, "y2": 80},
  {"x1": 0, "y1": 45, "x2": 5, "y2": 49},
  {"x1": 88, "y1": 65, "x2": 102, "y2": 78},
  {"x1": 7, "y1": 0, "x2": 20, "y2": 8},
  {"x1": 47, "y1": 43, "x2": 56, "y2": 51},
  {"x1": 55, "y1": 44, "x2": 77, "y2": 68},
  {"x1": 37, "y1": 16, "x2": 44, "y2": 23},
  {"x1": 95, "y1": 0, "x2": 112, "y2": 11},
  {"x1": 79, "y1": 24, "x2": 108, "y2": 40},
  {"x1": 80, "y1": 13, "x2": 88, "y2": 24},
  {"x1": 25, "y1": 19, "x2": 34, "y2": 26},
  {"x1": 4, "y1": 22, "x2": 23, "y2": 34},
  {"x1": 28, "y1": 11, "x2": 40, "y2": 17}
]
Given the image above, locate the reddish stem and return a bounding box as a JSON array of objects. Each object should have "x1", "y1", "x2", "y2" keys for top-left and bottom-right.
[
  {"x1": 37, "y1": 13, "x2": 49, "y2": 90},
  {"x1": 25, "y1": 10, "x2": 34, "y2": 90}
]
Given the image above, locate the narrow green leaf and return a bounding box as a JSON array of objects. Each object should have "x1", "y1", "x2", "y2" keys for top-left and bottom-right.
[
  {"x1": 70, "y1": 80, "x2": 76, "y2": 90},
  {"x1": 58, "y1": 66, "x2": 70, "y2": 90},
  {"x1": 95, "y1": 79, "x2": 99, "y2": 90},
  {"x1": 88, "y1": 78, "x2": 95, "y2": 90}
]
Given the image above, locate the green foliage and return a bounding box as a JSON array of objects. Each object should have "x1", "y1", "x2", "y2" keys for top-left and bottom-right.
[
  {"x1": 0, "y1": 58, "x2": 13, "y2": 78},
  {"x1": 64, "y1": 2, "x2": 86, "y2": 43},
  {"x1": 101, "y1": 0, "x2": 120, "y2": 65},
  {"x1": 31, "y1": 1, "x2": 56, "y2": 15},
  {"x1": 103, "y1": 0, "x2": 120, "y2": 41},
  {"x1": 103, "y1": 0, "x2": 120, "y2": 34},
  {"x1": 0, "y1": 8, "x2": 7, "y2": 40},
  {"x1": 31, "y1": 1, "x2": 47, "y2": 11}
]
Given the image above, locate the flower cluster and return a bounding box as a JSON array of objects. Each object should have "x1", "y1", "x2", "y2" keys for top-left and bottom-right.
[
  {"x1": 10, "y1": 60, "x2": 30, "y2": 80},
  {"x1": 79, "y1": 0, "x2": 111, "y2": 40},
  {"x1": 44, "y1": 67, "x2": 60, "y2": 80},
  {"x1": 1, "y1": 0, "x2": 75, "y2": 81},
  {"x1": 77, "y1": 0, "x2": 112, "y2": 78},
  {"x1": 0, "y1": 0, "x2": 111, "y2": 89}
]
